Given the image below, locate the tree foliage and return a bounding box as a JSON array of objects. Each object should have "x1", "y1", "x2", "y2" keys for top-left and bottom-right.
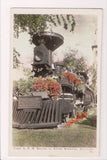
[
  {"x1": 13, "y1": 78, "x2": 33, "y2": 96},
  {"x1": 23, "y1": 68, "x2": 33, "y2": 77},
  {"x1": 63, "y1": 50, "x2": 88, "y2": 73},
  {"x1": 13, "y1": 68, "x2": 33, "y2": 96},
  {"x1": 14, "y1": 14, "x2": 76, "y2": 38},
  {"x1": 88, "y1": 65, "x2": 97, "y2": 92},
  {"x1": 13, "y1": 48, "x2": 20, "y2": 68}
]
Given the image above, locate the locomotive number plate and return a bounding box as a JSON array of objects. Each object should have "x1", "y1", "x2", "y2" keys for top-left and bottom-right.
[{"x1": 18, "y1": 96, "x2": 42, "y2": 109}]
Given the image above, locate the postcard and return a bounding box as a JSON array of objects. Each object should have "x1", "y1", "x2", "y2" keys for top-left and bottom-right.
[{"x1": 8, "y1": 8, "x2": 102, "y2": 157}]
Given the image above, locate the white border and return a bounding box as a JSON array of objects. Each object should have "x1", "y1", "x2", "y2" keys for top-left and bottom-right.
[
  {"x1": 0, "y1": 0, "x2": 107, "y2": 159},
  {"x1": 9, "y1": 8, "x2": 102, "y2": 158}
]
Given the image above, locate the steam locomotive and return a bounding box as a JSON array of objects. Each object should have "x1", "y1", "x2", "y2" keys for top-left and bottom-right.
[{"x1": 13, "y1": 32, "x2": 95, "y2": 129}]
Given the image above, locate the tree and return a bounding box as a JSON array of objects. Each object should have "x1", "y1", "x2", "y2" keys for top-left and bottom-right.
[
  {"x1": 13, "y1": 68, "x2": 33, "y2": 96},
  {"x1": 23, "y1": 68, "x2": 33, "y2": 78},
  {"x1": 88, "y1": 65, "x2": 97, "y2": 92},
  {"x1": 14, "y1": 14, "x2": 76, "y2": 38},
  {"x1": 13, "y1": 78, "x2": 33, "y2": 96},
  {"x1": 63, "y1": 50, "x2": 88, "y2": 73},
  {"x1": 13, "y1": 48, "x2": 20, "y2": 68}
]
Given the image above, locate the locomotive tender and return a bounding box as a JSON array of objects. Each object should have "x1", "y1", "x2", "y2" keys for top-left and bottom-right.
[{"x1": 13, "y1": 32, "x2": 94, "y2": 129}]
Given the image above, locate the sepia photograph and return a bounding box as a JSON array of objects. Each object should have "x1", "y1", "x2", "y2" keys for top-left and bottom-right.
[{"x1": 9, "y1": 8, "x2": 102, "y2": 157}]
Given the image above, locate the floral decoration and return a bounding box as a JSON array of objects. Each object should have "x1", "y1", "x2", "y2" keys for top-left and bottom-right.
[
  {"x1": 62, "y1": 71, "x2": 82, "y2": 85},
  {"x1": 65, "y1": 112, "x2": 87, "y2": 127},
  {"x1": 33, "y1": 78, "x2": 62, "y2": 99},
  {"x1": 62, "y1": 71, "x2": 85, "y2": 91}
]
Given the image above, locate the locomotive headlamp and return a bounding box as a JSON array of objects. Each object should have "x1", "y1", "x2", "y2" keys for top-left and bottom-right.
[
  {"x1": 33, "y1": 43, "x2": 49, "y2": 65},
  {"x1": 34, "y1": 51, "x2": 43, "y2": 62}
]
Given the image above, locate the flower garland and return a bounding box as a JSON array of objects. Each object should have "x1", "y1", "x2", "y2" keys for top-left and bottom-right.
[
  {"x1": 62, "y1": 72, "x2": 82, "y2": 85},
  {"x1": 62, "y1": 71, "x2": 85, "y2": 91},
  {"x1": 33, "y1": 78, "x2": 62, "y2": 99},
  {"x1": 65, "y1": 112, "x2": 87, "y2": 127}
]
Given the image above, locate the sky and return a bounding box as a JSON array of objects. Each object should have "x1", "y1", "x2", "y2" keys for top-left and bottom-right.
[{"x1": 13, "y1": 15, "x2": 97, "y2": 70}]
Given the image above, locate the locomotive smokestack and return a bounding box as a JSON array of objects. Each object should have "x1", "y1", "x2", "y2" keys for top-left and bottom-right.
[{"x1": 32, "y1": 32, "x2": 64, "y2": 77}]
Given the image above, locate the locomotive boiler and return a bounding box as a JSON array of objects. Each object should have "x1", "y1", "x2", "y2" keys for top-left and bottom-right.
[{"x1": 12, "y1": 32, "x2": 94, "y2": 129}]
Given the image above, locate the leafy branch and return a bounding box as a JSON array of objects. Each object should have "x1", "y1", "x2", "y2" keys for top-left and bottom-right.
[
  {"x1": 14, "y1": 14, "x2": 76, "y2": 38},
  {"x1": 13, "y1": 48, "x2": 20, "y2": 68}
]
